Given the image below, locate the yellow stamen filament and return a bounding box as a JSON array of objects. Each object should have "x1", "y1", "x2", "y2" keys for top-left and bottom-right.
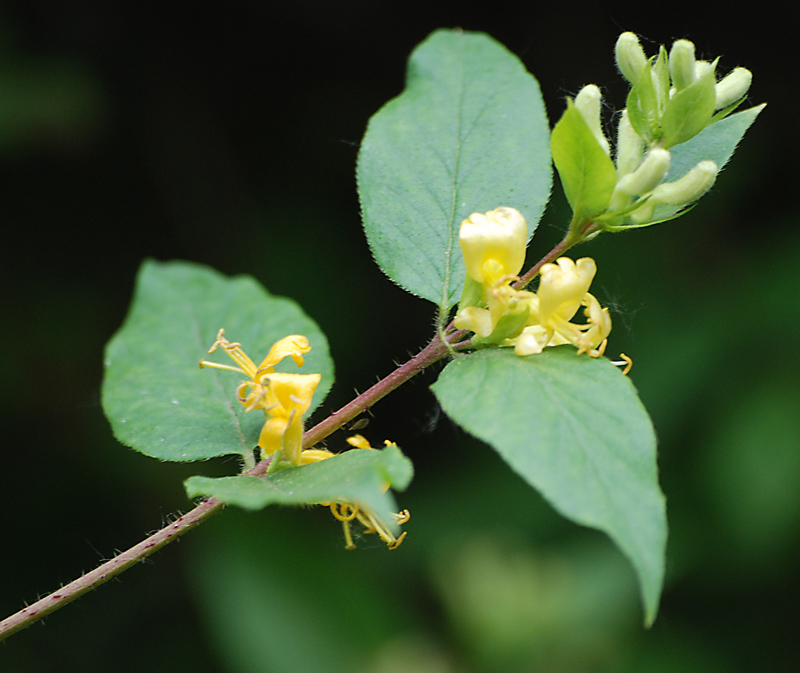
[
  {"x1": 203, "y1": 328, "x2": 258, "y2": 378},
  {"x1": 330, "y1": 503, "x2": 359, "y2": 522},
  {"x1": 612, "y1": 353, "x2": 633, "y2": 375}
]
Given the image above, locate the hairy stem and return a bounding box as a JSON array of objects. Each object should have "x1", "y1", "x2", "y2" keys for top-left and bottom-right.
[
  {"x1": 0, "y1": 229, "x2": 576, "y2": 641},
  {"x1": 0, "y1": 498, "x2": 223, "y2": 642},
  {"x1": 0, "y1": 329, "x2": 462, "y2": 641},
  {"x1": 515, "y1": 229, "x2": 578, "y2": 289}
]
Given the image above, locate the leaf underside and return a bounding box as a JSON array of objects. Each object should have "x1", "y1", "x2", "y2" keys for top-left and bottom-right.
[
  {"x1": 432, "y1": 347, "x2": 666, "y2": 625},
  {"x1": 185, "y1": 445, "x2": 413, "y2": 531}
]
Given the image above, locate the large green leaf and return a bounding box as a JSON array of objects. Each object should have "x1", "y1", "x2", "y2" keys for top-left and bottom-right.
[
  {"x1": 431, "y1": 347, "x2": 666, "y2": 625},
  {"x1": 102, "y1": 259, "x2": 333, "y2": 462},
  {"x1": 185, "y1": 446, "x2": 413, "y2": 531},
  {"x1": 357, "y1": 29, "x2": 551, "y2": 309}
]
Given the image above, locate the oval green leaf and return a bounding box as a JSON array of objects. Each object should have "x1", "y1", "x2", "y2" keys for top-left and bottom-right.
[
  {"x1": 185, "y1": 445, "x2": 413, "y2": 531},
  {"x1": 357, "y1": 29, "x2": 552, "y2": 309},
  {"x1": 661, "y1": 67, "x2": 716, "y2": 149},
  {"x1": 431, "y1": 347, "x2": 666, "y2": 625},
  {"x1": 102, "y1": 259, "x2": 334, "y2": 461},
  {"x1": 550, "y1": 99, "x2": 617, "y2": 224}
]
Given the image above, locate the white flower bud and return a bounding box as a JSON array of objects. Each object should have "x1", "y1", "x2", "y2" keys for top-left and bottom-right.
[
  {"x1": 694, "y1": 60, "x2": 714, "y2": 79},
  {"x1": 615, "y1": 109, "x2": 644, "y2": 178},
  {"x1": 650, "y1": 160, "x2": 718, "y2": 205},
  {"x1": 714, "y1": 67, "x2": 752, "y2": 109},
  {"x1": 615, "y1": 148, "x2": 671, "y2": 197},
  {"x1": 629, "y1": 199, "x2": 656, "y2": 224},
  {"x1": 574, "y1": 84, "x2": 610, "y2": 156},
  {"x1": 669, "y1": 39, "x2": 696, "y2": 91},
  {"x1": 615, "y1": 32, "x2": 648, "y2": 86}
]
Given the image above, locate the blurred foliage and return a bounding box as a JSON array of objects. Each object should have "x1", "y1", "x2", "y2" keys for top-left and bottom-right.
[{"x1": 1, "y1": 2, "x2": 798, "y2": 673}]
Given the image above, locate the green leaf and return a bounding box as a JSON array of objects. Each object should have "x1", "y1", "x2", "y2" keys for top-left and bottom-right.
[
  {"x1": 431, "y1": 347, "x2": 666, "y2": 625},
  {"x1": 550, "y1": 100, "x2": 617, "y2": 223},
  {"x1": 661, "y1": 66, "x2": 716, "y2": 148},
  {"x1": 185, "y1": 446, "x2": 413, "y2": 530},
  {"x1": 626, "y1": 58, "x2": 663, "y2": 143},
  {"x1": 357, "y1": 29, "x2": 551, "y2": 309},
  {"x1": 654, "y1": 104, "x2": 764, "y2": 220},
  {"x1": 102, "y1": 259, "x2": 333, "y2": 462}
]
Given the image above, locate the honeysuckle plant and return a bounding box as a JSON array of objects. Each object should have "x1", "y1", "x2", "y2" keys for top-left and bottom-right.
[{"x1": 0, "y1": 28, "x2": 762, "y2": 640}]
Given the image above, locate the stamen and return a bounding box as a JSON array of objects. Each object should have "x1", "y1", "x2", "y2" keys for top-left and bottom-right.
[
  {"x1": 242, "y1": 381, "x2": 273, "y2": 412},
  {"x1": 198, "y1": 359, "x2": 245, "y2": 374},
  {"x1": 342, "y1": 520, "x2": 356, "y2": 550},
  {"x1": 388, "y1": 532, "x2": 407, "y2": 550},
  {"x1": 203, "y1": 328, "x2": 258, "y2": 378},
  {"x1": 330, "y1": 503, "x2": 359, "y2": 522},
  {"x1": 358, "y1": 510, "x2": 399, "y2": 548},
  {"x1": 206, "y1": 328, "x2": 230, "y2": 353},
  {"x1": 611, "y1": 352, "x2": 633, "y2": 375}
]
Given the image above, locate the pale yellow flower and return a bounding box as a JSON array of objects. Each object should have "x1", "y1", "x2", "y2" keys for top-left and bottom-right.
[
  {"x1": 255, "y1": 372, "x2": 321, "y2": 464},
  {"x1": 510, "y1": 257, "x2": 612, "y2": 357},
  {"x1": 459, "y1": 207, "x2": 527, "y2": 285},
  {"x1": 454, "y1": 207, "x2": 613, "y2": 360},
  {"x1": 455, "y1": 207, "x2": 530, "y2": 340}
]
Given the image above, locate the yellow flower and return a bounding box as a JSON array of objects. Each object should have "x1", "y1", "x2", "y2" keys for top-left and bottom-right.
[
  {"x1": 453, "y1": 208, "x2": 614, "y2": 360},
  {"x1": 299, "y1": 435, "x2": 410, "y2": 550},
  {"x1": 459, "y1": 207, "x2": 527, "y2": 285},
  {"x1": 455, "y1": 207, "x2": 531, "y2": 340},
  {"x1": 200, "y1": 329, "x2": 321, "y2": 465},
  {"x1": 255, "y1": 372, "x2": 321, "y2": 464},
  {"x1": 511, "y1": 257, "x2": 612, "y2": 357}
]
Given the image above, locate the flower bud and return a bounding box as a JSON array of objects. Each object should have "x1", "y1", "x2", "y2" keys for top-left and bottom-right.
[
  {"x1": 650, "y1": 160, "x2": 718, "y2": 205},
  {"x1": 694, "y1": 60, "x2": 714, "y2": 79},
  {"x1": 614, "y1": 148, "x2": 671, "y2": 197},
  {"x1": 714, "y1": 67, "x2": 752, "y2": 109},
  {"x1": 615, "y1": 109, "x2": 644, "y2": 178},
  {"x1": 669, "y1": 39, "x2": 696, "y2": 91},
  {"x1": 615, "y1": 32, "x2": 648, "y2": 86},
  {"x1": 459, "y1": 207, "x2": 527, "y2": 284},
  {"x1": 574, "y1": 84, "x2": 610, "y2": 156},
  {"x1": 629, "y1": 199, "x2": 656, "y2": 224}
]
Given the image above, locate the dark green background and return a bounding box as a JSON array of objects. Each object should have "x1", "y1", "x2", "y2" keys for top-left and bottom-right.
[{"x1": 2, "y1": 2, "x2": 796, "y2": 671}]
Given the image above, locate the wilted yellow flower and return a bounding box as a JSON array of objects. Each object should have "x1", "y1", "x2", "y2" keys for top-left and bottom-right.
[
  {"x1": 299, "y1": 435, "x2": 410, "y2": 550},
  {"x1": 200, "y1": 329, "x2": 320, "y2": 464}
]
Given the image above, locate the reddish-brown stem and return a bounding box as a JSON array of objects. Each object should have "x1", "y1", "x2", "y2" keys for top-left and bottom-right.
[
  {"x1": 249, "y1": 330, "x2": 464, "y2": 476},
  {"x1": 0, "y1": 229, "x2": 576, "y2": 641},
  {"x1": 0, "y1": 330, "x2": 464, "y2": 641},
  {"x1": 0, "y1": 498, "x2": 223, "y2": 642},
  {"x1": 516, "y1": 230, "x2": 571, "y2": 288}
]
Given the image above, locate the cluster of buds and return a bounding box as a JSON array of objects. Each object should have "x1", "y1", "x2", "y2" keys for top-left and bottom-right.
[
  {"x1": 454, "y1": 208, "x2": 612, "y2": 358},
  {"x1": 557, "y1": 32, "x2": 752, "y2": 233}
]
